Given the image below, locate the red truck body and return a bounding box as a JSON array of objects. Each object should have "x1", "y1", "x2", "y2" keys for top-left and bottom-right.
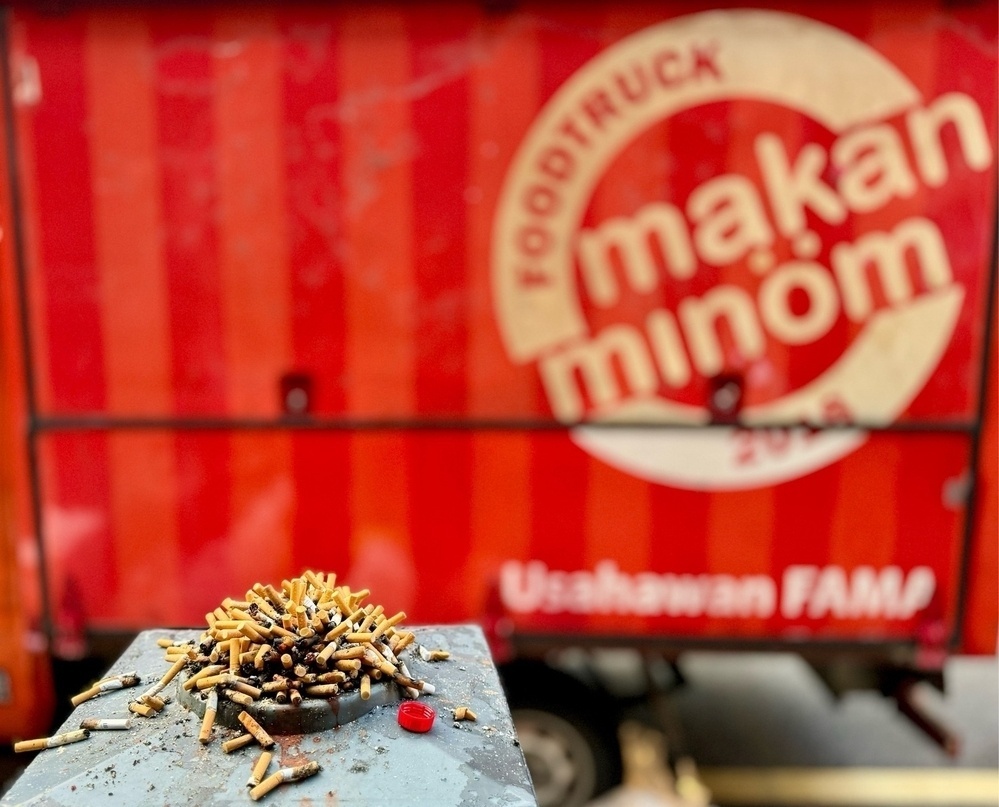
[{"x1": 0, "y1": 1, "x2": 995, "y2": 741}]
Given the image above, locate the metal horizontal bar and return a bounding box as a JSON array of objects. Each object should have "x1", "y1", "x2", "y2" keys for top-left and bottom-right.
[{"x1": 30, "y1": 414, "x2": 978, "y2": 434}]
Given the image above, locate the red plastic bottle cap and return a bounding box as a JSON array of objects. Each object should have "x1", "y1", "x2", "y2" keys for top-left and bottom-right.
[{"x1": 397, "y1": 701, "x2": 436, "y2": 733}]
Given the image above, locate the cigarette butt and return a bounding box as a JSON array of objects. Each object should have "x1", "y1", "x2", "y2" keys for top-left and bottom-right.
[
  {"x1": 14, "y1": 729, "x2": 90, "y2": 753},
  {"x1": 183, "y1": 664, "x2": 225, "y2": 691},
  {"x1": 248, "y1": 771, "x2": 283, "y2": 801},
  {"x1": 265, "y1": 585, "x2": 285, "y2": 607},
  {"x1": 453, "y1": 706, "x2": 476, "y2": 721},
  {"x1": 333, "y1": 589, "x2": 352, "y2": 615},
  {"x1": 332, "y1": 646, "x2": 365, "y2": 660},
  {"x1": 419, "y1": 646, "x2": 450, "y2": 662},
  {"x1": 206, "y1": 611, "x2": 217, "y2": 628},
  {"x1": 247, "y1": 750, "x2": 273, "y2": 788},
  {"x1": 343, "y1": 632, "x2": 375, "y2": 644},
  {"x1": 196, "y1": 673, "x2": 231, "y2": 691},
  {"x1": 238, "y1": 621, "x2": 265, "y2": 643},
  {"x1": 140, "y1": 694, "x2": 166, "y2": 711},
  {"x1": 371, "y1": 659, "x2": 398, "y2": 678},
  {"x1": 360, "y1": 674, "x2": 371, "y2": 701},
  {"x1": 323, "y1": 621, "x2": 353, "y2": 643},
  {"x1": 225, "y1": 689, "x2": 254, "y2": 707},
  {"x1": 199, "y1": 690, "x2": 218, "y2": 744},
  {"x1": 229, "y1": 638, "x2": 241, "y2": 674},
  {"x1": 95, "y1": 671, "x2": 140, "y2": 685},
  {"x1": 371, "y1": 610, "x2": 406, "y2": 640},
  {"x1": 303, "y1": 684, "x2": 339, "y2": 697},
  {"x1": 390, "y1": 631, "x2": 415, "y2": 654},
  {"x1": 316, "y1": 671, "x2": 346, "y2": 684},
  {"x1": 357, "y1": 606, "x2": 382, "y2": 633},
  {"x1": 222, "y1": 733, "x2": 256, "y2": 754},
  {"x1": 213, "y1": 620, "x2": 241, "y2": 630},
  {"x1": 70, "y1": 675, "x2": 141, "y2": 706},
  {"x1": 397, "y1": 664, "x2": 434, "y2": 695},
  {"x1": 79, "y1": 718, "x2": 130, "y2": 731},
  {"x1": 350, "y1": 589, "x2": 370, "y2": 608},
  {"x1": 275, "y1": 691, "x2": 288, "y2": 704},
  {"x1": 289, "y1": 689, "x2": 302, "y2": 706},
  {"x1": 184, "y1": 664, "x2": 225, "y2": 692},
  {"x1": 376, "y1": 641, "x2": 399, "y2": 665},
  {"x1": 13, "y1": 738, "x2": 50, "y2": 753},
  {"x1": 269, "y1": 624, "x2": 296, "y2": 640},
  {"x1": 237, "y1": 711, "x2": 275, "y2": 749},
  {"x1": 249, "y1": 761, "x2": 321, "y2": 801},
  {"x1": 280, "y1": 653, "x2": 293, "y2": 670},
  {"x1": 303, "y1": 570, "x2": 323, "y2": 589},
  {"x1": 362, "y1": 645, "x2": 388, "y2": 666},
  {"x1": 136, "y1": 681, "x2": 165, "y2": 705},
  {"x1": 294, "y1": 605, "x2": 307, "y2": 630},
  {"x1": 334, "y1": 659, "x2": 361, "y2": 673},
  {"x1": 230, "y1": 680, "x2": 262, "y2": 700},
  {"x1": 128, "y1": 702, "x2": 155, "y2": 718},
  {"x1": 261, "y1": 679, "x2": 289, "y2": 693},
  {"x1": 249, "y1": 594, "x2": 280, "y2": 622},
  {"x1": 293, "y1": 663, "x2": 308, "y2": 679},
  {"x1": 316, "y1": 642, "x2": 337, "y2": 668},
  {"x1": 254, "y1": 643, "x2": 271, "y2": 670},
  {"x1": 70, "y1": 686, "x2": 98, "y2": 707}
]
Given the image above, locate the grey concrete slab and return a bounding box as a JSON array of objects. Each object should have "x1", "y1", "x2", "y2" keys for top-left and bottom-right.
[{"x1": 1, "y1": 626, "x2": 537, "y2": 807}]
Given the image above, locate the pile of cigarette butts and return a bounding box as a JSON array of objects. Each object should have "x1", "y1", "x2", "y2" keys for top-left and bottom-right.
[{"x1": 12, "y1": 571, "x2": 470, "y2": 802}]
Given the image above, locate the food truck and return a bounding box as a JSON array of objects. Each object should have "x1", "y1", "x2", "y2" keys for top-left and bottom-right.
[{"x1": 0, "y1": 2, "x2": 995, "y2": 805}]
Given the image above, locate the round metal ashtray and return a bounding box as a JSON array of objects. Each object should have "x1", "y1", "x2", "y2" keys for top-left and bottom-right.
[{"x1": 176, "y1": 670, "x2": 400, "y2": 734}]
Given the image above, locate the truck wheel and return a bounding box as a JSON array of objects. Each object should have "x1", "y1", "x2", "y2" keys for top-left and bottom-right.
[{"x1": 501, "y1": 661, "x2": 623, "y2": 807}]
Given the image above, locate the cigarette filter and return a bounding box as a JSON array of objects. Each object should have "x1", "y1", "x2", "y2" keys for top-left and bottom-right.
[
  {"x1": 225, "y1": 689, "x2": 254, "y2": 707},
  {"x1": 128, "y1": 702, "x2": 155, "y2": 718},
  {"x1": 222, "y1": 733, "x2": 256, "y2": 754},
  {"x1": 199, "y1": 690, "x2": 218, "y2": 744},
  {"x1": 237, "y1": 711, "x2": 275, "y2": 749},
  {"x1": 249, "y1": 761, "x2": 321, "y2": 801},
  {"x1": 183, "y1": 664, "x2": 225, "y2": 691},
  {"x1": 247, "y1": 750, "x2": 273, "y2": 788},
  {"x1": 13, "y1": 729, "x2": 90, "y2": 753}
]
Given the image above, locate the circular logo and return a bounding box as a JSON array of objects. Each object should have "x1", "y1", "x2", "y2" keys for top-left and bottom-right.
[{"x1": 491, "y1": 10, "x2": 964, "y2": 490}]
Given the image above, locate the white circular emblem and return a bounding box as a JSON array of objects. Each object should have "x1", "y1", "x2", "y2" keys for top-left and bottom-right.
[{"x1": 491, "y1": 10, "x2": 963, "y2": 490}]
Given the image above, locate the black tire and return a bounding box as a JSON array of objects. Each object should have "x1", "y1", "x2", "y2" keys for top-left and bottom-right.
[{"x1": 500, "y1": 660, "x2": 623, "y2": 807}]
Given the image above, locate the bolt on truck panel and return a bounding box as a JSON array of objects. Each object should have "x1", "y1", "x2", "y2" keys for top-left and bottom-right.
[{"x1": 0, "y1": 0, "x2": 995, "y2": 739}]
